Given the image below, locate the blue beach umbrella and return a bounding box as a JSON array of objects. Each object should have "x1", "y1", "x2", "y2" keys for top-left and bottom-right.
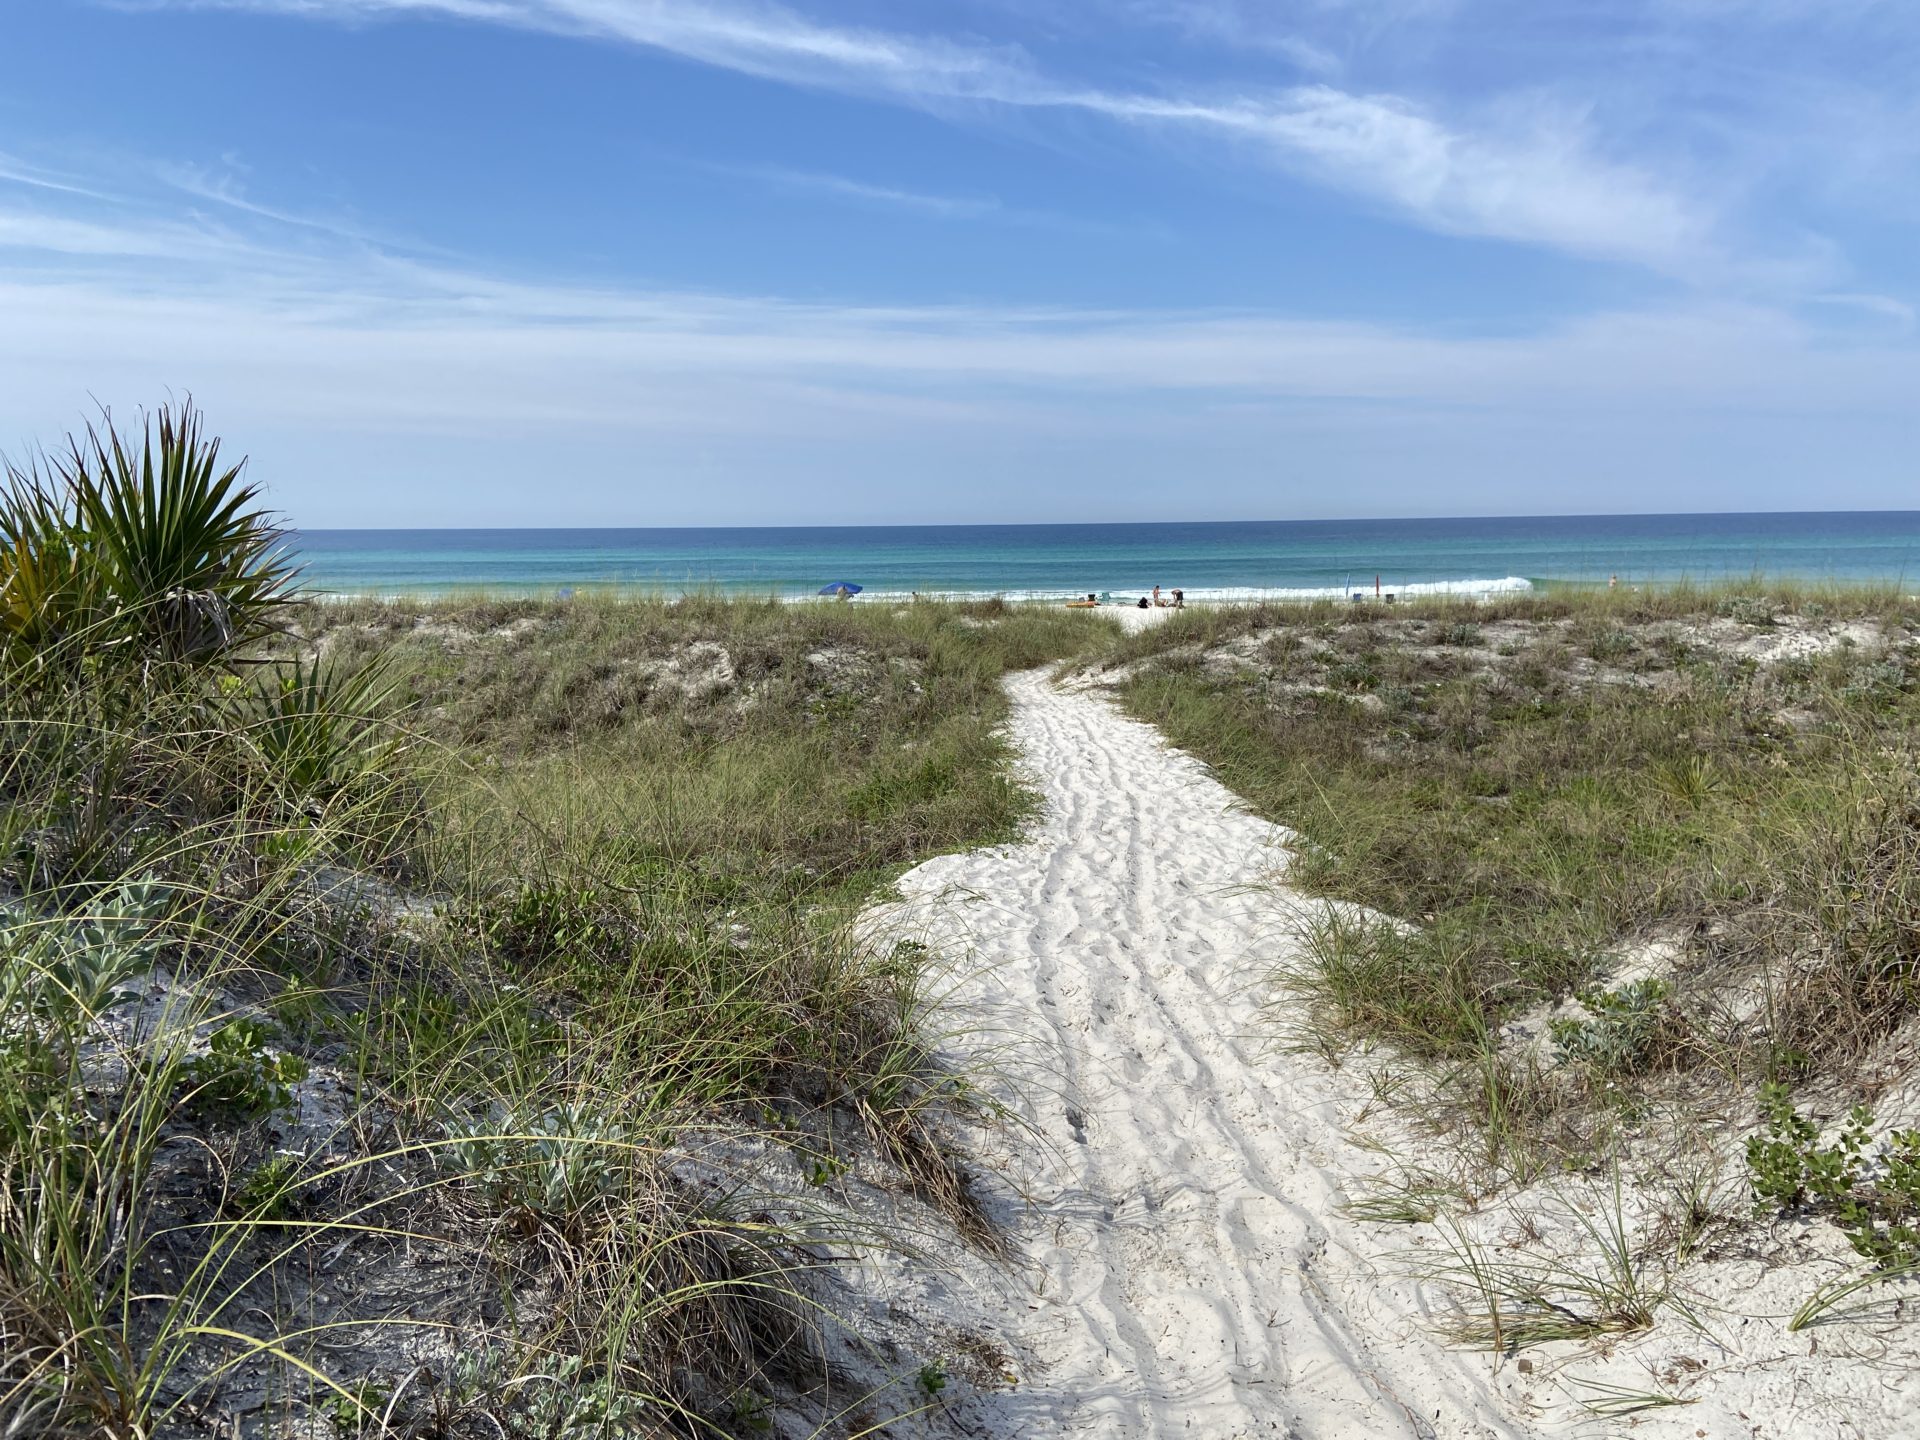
[{"x1": 818, "y1": 581, "x2": 864, "y2": 597}]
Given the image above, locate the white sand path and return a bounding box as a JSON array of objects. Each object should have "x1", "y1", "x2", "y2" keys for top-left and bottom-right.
[{"x1": 869, "y1": 670, "x2": 1533, "y2": 1438}]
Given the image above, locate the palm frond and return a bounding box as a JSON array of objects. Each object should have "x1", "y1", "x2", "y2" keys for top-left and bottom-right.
[
  {"x1": 0, "y1": 401, "x2": 299, "y2": 665},
  {"x1": 224, "y1": 653, "x2": 406, "y2": 803}
]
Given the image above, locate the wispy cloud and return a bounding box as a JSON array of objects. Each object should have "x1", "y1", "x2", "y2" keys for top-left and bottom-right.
[
  {"x1": 1099, "y1": 1, "x2": 1348, "y2": 74},
  {"x1": 3, "y1": 156, "x2": 1913, "y2": 523},
  {"x1": 155, "y1": 160, "x2": 395, "y2": 243},
  {"x1": 704, "y1": 163, "x2": 1163, "y2": 239},
  {"x1": 1809, "y1": 291, "x2": 1916, "y2": 330},
  {"x1": 0, "y1": 166, "x2": 1906, "y2": 419},
  {"x1": 0, "y1": 152, "x2": 116, "y2": 201},
  {"x1": 0, "y1": 203, "x2": 260, "y2": 263},
  {"x1": 145, "y1": 0, "x2": 1719, "y2": 271},
  {"x1": 1064, "y1": 84, "x2": 1709, "y2": 269},
  {"x1": 717, "y1": 165, "x2": 1003, "y2": 220}
]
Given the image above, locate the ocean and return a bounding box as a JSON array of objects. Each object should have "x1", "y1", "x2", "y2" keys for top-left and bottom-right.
[{"x1": 291, "y1": 513, "x2": 1920, "y2": 602}]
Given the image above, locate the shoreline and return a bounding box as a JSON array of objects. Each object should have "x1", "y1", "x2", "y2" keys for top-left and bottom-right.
[{"x1": 299, "y1": 572, "x2": 1920, "y2": 606}]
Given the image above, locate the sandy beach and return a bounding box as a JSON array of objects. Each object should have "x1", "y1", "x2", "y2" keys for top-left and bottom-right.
[
  {"x1": 858, "y1": 659, "x2": 1920, "y2": 1439},
  {"x1": 865, "y1": 669, "x2": 1523, "y2": 1435},
  {"x1": 14, "y1": 0, "x2": 1917, "y2": 1423}
]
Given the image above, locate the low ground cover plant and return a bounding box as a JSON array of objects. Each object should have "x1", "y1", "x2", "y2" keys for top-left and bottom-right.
[
  {"x1": 1747, "y1": 1086, "x2": 1920, "y2": 1267},
  {"x1": 1548, "y1": 978, "x2": 1675, "y2": 1075}
]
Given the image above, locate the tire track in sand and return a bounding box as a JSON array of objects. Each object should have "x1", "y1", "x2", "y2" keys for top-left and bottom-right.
[{"x1": 870, "y1": 671, "x2": 1533, "y2": 1439}]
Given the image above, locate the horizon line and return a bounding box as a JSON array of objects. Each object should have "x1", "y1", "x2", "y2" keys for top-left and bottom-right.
[{"x1": 291, "y1": 508, "x2": 1920, "y2": 534}]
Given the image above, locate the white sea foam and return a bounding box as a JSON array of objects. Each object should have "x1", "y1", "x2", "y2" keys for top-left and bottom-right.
[
  {"x1": 317, "y1": 575, "x2": 1538, "y2": 604},
  {"x1": 823, "y1": 576, "x2": 1535, "y2": 604}
]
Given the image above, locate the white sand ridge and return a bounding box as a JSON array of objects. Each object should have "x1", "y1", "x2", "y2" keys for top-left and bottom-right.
[{"x1": 864, "y1": 670, "x2": 1530, "y2": 1438}]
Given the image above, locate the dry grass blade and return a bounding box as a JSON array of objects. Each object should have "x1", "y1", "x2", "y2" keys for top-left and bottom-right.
[
  {"x1": 1429, "y1": 1173, "x2": 1668, "y2": 1354},
  {"x1": 1789, "y1": 1260, "x2": 1920, "y2": 1331}
]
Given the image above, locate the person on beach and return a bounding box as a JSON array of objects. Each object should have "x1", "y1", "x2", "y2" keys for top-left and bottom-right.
[
  {"x1": 1172, "y1": 588, "x2": 1185, "y2": 608},
  {"x1": 1152, "y1": 585, "x2": 1164, "y2": 607}
]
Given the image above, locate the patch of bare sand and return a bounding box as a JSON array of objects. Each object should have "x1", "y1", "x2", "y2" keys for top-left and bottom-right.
[
  {"x1": 863, "y1": 672, "x2": 1529, "y2": 1437},
  {"x1": 861, "y1": 670, "x2": 1920, "y2": 1439}
]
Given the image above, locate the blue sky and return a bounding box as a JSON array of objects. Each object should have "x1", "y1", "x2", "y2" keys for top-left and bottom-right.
[{"x1": 1, "y1": 0, "x2": 1915, "y2": 526}]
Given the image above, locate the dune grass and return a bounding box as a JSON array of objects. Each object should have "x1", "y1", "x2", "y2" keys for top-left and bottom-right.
[
  {"x1": 1103, "y1": 584, "x2": 1920, "y2": 1159},
  {"x1": 307, "y1": 594, "x2": 1104, "y2": 1237},
  {"x1": 0, "y1": 408, "x2": 1109, "y2": 1436}
]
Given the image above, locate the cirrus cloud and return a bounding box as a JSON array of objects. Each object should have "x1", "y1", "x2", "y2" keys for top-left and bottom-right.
[{"x1": 140, "y1": 0, "x2": 1720, "y2": 271}]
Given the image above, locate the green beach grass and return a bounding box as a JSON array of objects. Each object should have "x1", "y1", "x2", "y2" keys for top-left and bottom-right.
[
  {"x1": 0, "y1": 407, "x2": 1109, "y2": 1436},
  {"x1": 1097, "y1": 584, "x2": 1920, "y2": 1183}
]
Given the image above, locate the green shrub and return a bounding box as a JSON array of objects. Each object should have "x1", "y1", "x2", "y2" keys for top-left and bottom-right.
[
  {"x1": 0, "y1": 402, "x2": 295, "y2": 666},
  {"x1": 180, "y1": 1019, "x2": 307, "y2": 1120},
  {"x1": 224, "y1": 654, "x2": 404, "y2": 804},
  {"x1": 805, "y1": 1151, "x2": 850, "y2": 1187},
  {"x1": 1650, "y1": 755, "x2": 1719, "y2": 807},
  {"x1": 1718, "y1": 596, "x2": 1778, "y2": 627},
  {"x1": 370, "y1": 1348, "x2": 658, "y2": 1439},
  {"x1": 508, "y1": 1357, "x2": 650, "y2": 1438},
  {"x1": 4, "y1": 878, "x2": 168, "y2": 1028},
  {"x1": 232, "y1": 1152, "x2": 306, "y2": 1220},
  {"x1": 729, "y1": 1388, "x2": 775, "y2": 1434},
  {"x1": 483, "y1": 882, "x2": 622, "y2": 963},
  {"x1": 1586, "y1": 627, "x2": 1634, "y2": 661},
  {"x1": 1840, "y1": 659, "x2": 1911, "y2": 709},
  {"x1": 1747, "y1": 1085, "x2": 1920, "y2": 1266},
  {"x1": 322, "y1": 1379, "x2": 390, "y2": 1435},
  {"x1": 1327, "y1": 659, "x2": 1379, "y2": 692},
  {"x1": 439, "y1": 1103, "x2": 634, "y2": 1220}
]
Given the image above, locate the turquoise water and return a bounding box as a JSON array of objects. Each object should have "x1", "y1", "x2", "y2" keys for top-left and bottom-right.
[{"x1": 292, "y1": 514, "x2": 1920, "y2": 601}]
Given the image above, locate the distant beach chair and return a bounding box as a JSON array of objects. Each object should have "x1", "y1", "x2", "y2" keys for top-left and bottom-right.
[{"x1": 1351, "y1": 592, "x2": 1365, "y2": 603}]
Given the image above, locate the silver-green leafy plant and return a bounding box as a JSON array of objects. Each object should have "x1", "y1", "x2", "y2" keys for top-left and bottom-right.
[
  {"x1": 1550, "y1": 978, "x2": 1673, "y2": 1075},
  {"x1": 440, "y1": 1103, "x2": 633, "y2": 1220}
]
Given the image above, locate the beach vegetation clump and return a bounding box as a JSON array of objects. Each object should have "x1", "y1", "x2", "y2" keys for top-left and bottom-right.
[
  {"x1": 1548, "y1": 978, "x2": 1676, "y2": 1076},
  {"x1": 0, "y1": 401, "x2": 296, "y2": 664},
  {"x1": 1432, "y1": 1172, "x2": 1667, "y2": 1351},
  {"x1": 1747, "y1": 1087, "x2": 1920, "y2": 1267},
  {"x1": 1098, "y1": 584, "x2": 1920, "y2": 1178},
  {"x1": 178, "y1": 1017, "x2": 309, "y2": 1120},
  {"x1": 0, "y1": 406, "x2": 1103, "y2": 1435}
]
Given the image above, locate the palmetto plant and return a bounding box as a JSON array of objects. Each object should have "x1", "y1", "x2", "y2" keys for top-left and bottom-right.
[
  {"x1": 0, "y1": 468, "x2": 102, "y2": 657},
  {"x1": 224, "y1": 653, "x2": 405, "y2": 804},
  {"x1": 0, "y1": 402, "x2": 297, "y2": 665}
]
